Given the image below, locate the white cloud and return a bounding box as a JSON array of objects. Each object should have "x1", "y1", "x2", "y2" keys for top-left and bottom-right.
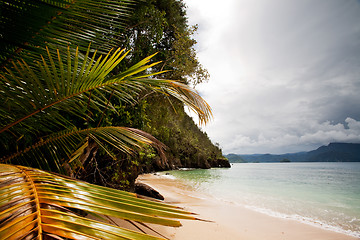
[
  {"x1": 218, "y1": 118, "x2": 360, "y2": 154},
  {"x1": 184, "y1": 0, "x2": 360, "y2": 153}
]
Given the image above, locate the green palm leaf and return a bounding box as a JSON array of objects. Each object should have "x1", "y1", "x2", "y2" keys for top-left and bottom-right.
[
  {"x1": 0, "y1": 164, "x2": 198, "y2": 239},
  {"x1": 1, "y1": 126, "x2": 166, "y2": 173},
  {"x1": 0, "y1": 46, "x2": 211, "y2": 137},
  {"x1": 0, "y1": 0, "x2": 135, "y2": 68}
]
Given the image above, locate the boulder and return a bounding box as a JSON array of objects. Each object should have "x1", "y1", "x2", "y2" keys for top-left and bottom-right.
[{"x1": 134, "y1": 182, "x2": 164, "y2": 200}]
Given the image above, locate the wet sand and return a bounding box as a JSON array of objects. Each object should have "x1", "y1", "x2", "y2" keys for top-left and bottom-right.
[{"x1": 134, "y1": 173, "x2": 359, "y2": 240}]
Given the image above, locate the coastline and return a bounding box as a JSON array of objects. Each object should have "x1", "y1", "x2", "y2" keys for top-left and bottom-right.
[{"x1": 135, "y1": 173, "x2": 360, "y2": 240}]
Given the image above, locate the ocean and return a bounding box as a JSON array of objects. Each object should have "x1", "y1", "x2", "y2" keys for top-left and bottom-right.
[{"x1": 162, "y1": 162, "x2": 360, "y2": 238}]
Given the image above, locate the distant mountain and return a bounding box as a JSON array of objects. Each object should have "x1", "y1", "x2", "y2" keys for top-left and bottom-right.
[
  {"x1": 226, "y1": 143, "x2": 360, "y2": 163},
  {"x1": 226, "y1": 154, "x2": 247, "y2": 163},
  {"x1": 306, "y1": 143, "x2": 360, "y2": 162}
]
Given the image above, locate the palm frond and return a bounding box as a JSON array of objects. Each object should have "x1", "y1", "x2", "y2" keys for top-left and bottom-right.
[
  {"x1": 1, "y1": 127, "x2": 166, "y2": 173},
  {"x1": 0, "y1": 164, "x2": 197, "y2": 239},
  {"x1": 0, "y1": 46, "x2": 212, "y2": 137},
  {"x1": 0, "y1": 0, "x2": 135, "y2": 68},
  {"x1": 156, "y1": 81, "x2": 213, "y2": 126},
  {"x1": 0, "y1": 46, "x2": 137, "y2": 135}
]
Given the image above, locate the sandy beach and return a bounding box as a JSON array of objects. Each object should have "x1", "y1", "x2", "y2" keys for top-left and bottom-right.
[{"x1": 133, "y1": 173, "x2": 359, "y2": 240}]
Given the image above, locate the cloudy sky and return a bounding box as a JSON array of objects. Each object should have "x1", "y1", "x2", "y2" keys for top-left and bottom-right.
[{"x1": 183, "y1": 0, "x2": 360, "y2": 154}]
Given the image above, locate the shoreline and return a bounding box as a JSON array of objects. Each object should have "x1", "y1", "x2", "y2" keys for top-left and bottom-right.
[{"x1": 136, "y1": 173, "x2": 360, "y2": 240}]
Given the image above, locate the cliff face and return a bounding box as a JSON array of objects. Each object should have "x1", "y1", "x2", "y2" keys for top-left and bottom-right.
[{"x1": 142, "y1": 98, "x2": 230, "y2": 171}]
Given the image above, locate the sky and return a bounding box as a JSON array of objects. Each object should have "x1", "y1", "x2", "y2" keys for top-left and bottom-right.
[{"x1": 183, "y1": 0, "x2": 360, "y2": 154}]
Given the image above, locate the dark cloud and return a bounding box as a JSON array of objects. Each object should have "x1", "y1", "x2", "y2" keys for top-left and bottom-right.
[{"x1": 185, "y1": 0, "x2": 360, "y2": 153}]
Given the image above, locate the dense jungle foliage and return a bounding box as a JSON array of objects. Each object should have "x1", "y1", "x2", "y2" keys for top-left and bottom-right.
[{"x1": 77, "y1": 0, "x2": 229, "y2": 190}]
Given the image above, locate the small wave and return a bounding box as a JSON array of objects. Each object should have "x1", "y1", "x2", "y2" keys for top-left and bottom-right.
[
  {"x1": 187, "y1": 193, "x2": 360, "y2": 238},
  {"x1": 178, "y1": 168, "x2": 195, "y2": 171},
  {"x1": 242, "y1": 204, "x2": 360, "y2": 238},
  {"x1": 198, "y1": 193, "x2": 360, "y2": 238},
  {"x1": 158, "y1": 173, "x2": 177, "y2": 180},
  {"x1": 180, "y1": 192, "x2": 208, "y2": 200}
]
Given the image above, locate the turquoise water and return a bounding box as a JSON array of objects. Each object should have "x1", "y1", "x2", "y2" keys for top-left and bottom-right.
[{"x1": 164, "y1": 162, "x2": 360, "y2": 238}]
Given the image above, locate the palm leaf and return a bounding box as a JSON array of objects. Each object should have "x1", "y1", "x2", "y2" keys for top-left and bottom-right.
[
  {"x1": 1, "y1": 127, "x2": 166, "y2": 173},
  {"x1": 0, "y1": 164, "x2": 198, "y2": 239},
  {"x1": 0, "y1": 0, "x2": 135, "y2": 68},
  {"x1": 0, "y1": 46, "x2": 211, "y2": 137}
]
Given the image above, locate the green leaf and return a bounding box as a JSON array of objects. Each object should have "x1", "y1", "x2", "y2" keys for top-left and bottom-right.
[
  {"x1": 0, "y1": 0, "x2": 135, "y2": 68},
  {"x1": 1, "y1": 127, "x2": 166, "y2": 173},
  {"x1": 1, "y1": 46, "x2": 211, "y2": 136}
]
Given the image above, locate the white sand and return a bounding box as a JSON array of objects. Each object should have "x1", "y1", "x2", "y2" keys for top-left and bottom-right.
[{"x1": 134, "y1": 173, "x2": 360, "y2": 240}]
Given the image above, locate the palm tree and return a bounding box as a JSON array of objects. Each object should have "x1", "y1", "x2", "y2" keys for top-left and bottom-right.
[{"x1": 0, "y1": 0, "x2": 212, "y2": 239}]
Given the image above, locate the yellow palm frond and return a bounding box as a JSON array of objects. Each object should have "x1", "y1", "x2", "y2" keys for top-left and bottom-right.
[{"x1": 0, "y1": 164, "x2": 198, "y2": 239}]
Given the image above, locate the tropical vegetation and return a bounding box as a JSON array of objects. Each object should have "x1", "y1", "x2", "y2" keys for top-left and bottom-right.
[{"x1": 0, "y1": 0, "x2": 215, "y2": 238}]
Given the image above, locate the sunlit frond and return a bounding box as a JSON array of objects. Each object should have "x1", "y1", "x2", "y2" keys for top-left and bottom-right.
[{"x1": 0, "y1": 164, "x2": 198, "y2": 239}]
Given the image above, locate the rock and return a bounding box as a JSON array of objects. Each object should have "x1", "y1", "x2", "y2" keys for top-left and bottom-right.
[
  {"x1": 215, "y1": 157, "x2": 231, "y2": 168},
  {"x1": 198, "y1": 159, "x2": 211, "y2": 169},
  {"x1": 134, "y1": 183, "x2": 164, "y2": 200}
]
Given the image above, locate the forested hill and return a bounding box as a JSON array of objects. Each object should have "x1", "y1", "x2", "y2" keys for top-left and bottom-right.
[
  {"x1": 114, "y1": 0, "x2": 229, "y2": 171},
  {"x1": 143, "y1": 98, "x2": 229, "y2": 170},
  {"x1": 226, "y1": 143, "x2": 360, "y2": 163},
  {"x1": 77, "y1": 0, "x2": 230, "y2": 190}
]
